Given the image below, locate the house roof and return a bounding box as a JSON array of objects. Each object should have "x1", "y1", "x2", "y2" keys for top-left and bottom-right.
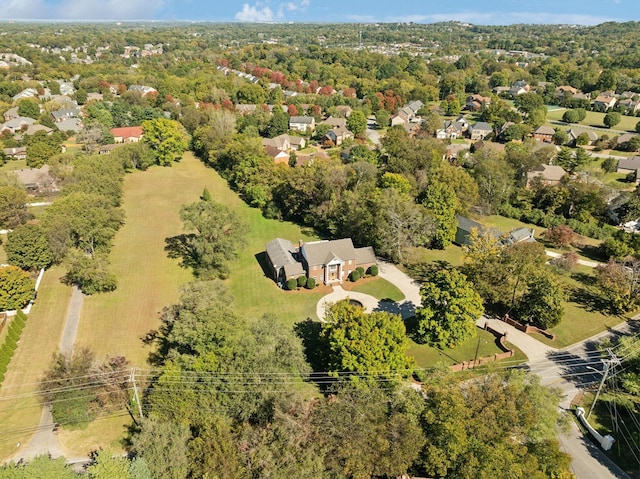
[
  {"x1": 456, "y1": 215, "x2": 484, "y2": 234},
  {"x1": 322, "y1": 117, "x2": 347, "y2": 129},
  {"x1": 567, "y1": 128, "x2": 598, "y2": 141},
  {"x1": 110, "y1": 126, "x2": 143, "y2": 139},
  {"x1": 355, "y1": 246, "x2": 377, "y2": 265},
  {"x1": 407, "y1": 100, "x2": 424, "y2": 113},
  {"x1": 534, "y1": 125, "x2": 555, "y2": 135},
  {"x1": 618, "y1": 156, "x2": 640, "y2": 171},
  {"x1": 471, "y1": 121, "x2": 492, "y2": 132},
  {"x1": 12, "y1": 165, "x2": 52, "y2": 186},
  {"x1": 264, "y1": 145, "x2": 289, "y2": 160},
  {"x1": 265, "y1": 238, "x2": 304, "y2": 277},
  {"x1": 528, "y1": 164, "x2": 567, "y2": 182},
  {"x1": 618, "y1": 133, "x2": 639, "y2": 144},
  {"x1": 56, "y1": 118, "x2": 83, "y2": 132},
  {"x1": 302, "y1": 239, "x2": 357, "y2": 266},
  {"x1": 51, "y1": 108, "x2": 80, "y2": 120},
  {"x1": 508, "y1": 227, "x2": 535, "y2": 244},
  {"x1": 290, "y1": 116, "x2": 314, "y2": 124}
]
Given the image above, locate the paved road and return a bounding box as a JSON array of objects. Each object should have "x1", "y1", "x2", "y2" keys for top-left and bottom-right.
[
  {"x1": 366, "y1": 119, "x2": 382, "y2": 145},
  {"x1": 12, "y1": 286, "x2": 85, "y2": 463}
]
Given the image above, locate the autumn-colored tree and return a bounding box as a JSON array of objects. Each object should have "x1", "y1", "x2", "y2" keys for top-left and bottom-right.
[{"x1": 543, "y1": 224, "x2": 576, "y2": 249}]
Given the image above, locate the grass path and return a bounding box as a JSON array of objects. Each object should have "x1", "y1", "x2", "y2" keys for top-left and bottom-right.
[{"x1": 0, "y1": 266, "x2": 72, "y2": 460}]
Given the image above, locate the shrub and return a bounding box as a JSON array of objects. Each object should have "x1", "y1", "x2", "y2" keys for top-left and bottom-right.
[
  {"x1": 305, "y1": 277, "x2": 316, "y2": 289},
  {"x1": 350, "y1": 270, "x2": 361, "y2": 282},
  {"x1": 297, "y1": 276, "x2": 307, "y2": 288},
  {"x1": 287, "y1": 278, "x2": 298, "y2": 290},
  {"x1": 552, "y1": 252, "x2": 579, "y2": 271},
  {"x1": 413, "y1": 369, "x2": 429, "y2": 383},
  {"x1": 356, "y1": 267, "x2": 365, "y2": 277},
  {"x1": 368, "y1": 265, "x2": 379, "y2": 276}
]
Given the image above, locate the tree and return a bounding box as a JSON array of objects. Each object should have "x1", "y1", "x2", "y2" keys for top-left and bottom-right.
[
  {"x1": 414, "y1": 269, "x2": 484, "y2": 347},
  {"x1": 513, "y1": 92, "x2": 544, "y2": 118},
  {"x1": 552, "y1": 129, "x2": 569, "y2": 145},
  {"x1": 129, "y1": 419, "x2": 191, "y2": 479},
  {"x1": 595, "y1": 259, "x2": 640, "y2": 313},
  {"x1": 420, "y1": 370, "x2": 570, "y2": 478},
  {"x1": 346, "y1": 110, "x2": 367, "y2": 137},
  {"x1": 0, "y1": 265, "x2": 34, "y2": 310},
  {"x1": 142, "y1": 118, "x2": 188, "y2": 166},
  {"x1": 575, "y1": 132, "x2": 590, "y2": 146},
  {"x1": 5, "y1": 223, "x2": 54, "y2": 270},
  {"x1": 321, "y1": 301, "x2": 413, "y2": 381},
  {"x1": 75, "y1": 88, "x2": 88, "y2": 105},
  {"x1": 635, "y1": 119, "x2": 640, "y2": 134},
  {"x1": 0, "y1": 455, "x2": 79, "y2": 478},
  {"x1": 26, "y1": 141, "x2": 59, "y2": 168},
  {"x1": 375, "y1": 109, "x2": 389, "y2": 129},
  {"x1": 516, "y1": 272, "x2": 566, "y2": 329},
  {"x1": 602, "y1": 157, "x2": 618, "y2": 173},
  {"x1": 266, "y1": 108, "x2": 289, "y2": 138},
  {"x1": 0, "y1": 185, "x2": 30, "y2": 229},
  {"x1": 86, "y1": 448, "x2": 133, "y2": 479},
  {"x1": 17, "y1": 98, "x2": 40, "y2": 119},
  {"x1": 65, "y1": 250, "x2": 118, "y2": 294},
  {"x1": 543, "y1": 224, "x2": 576, "y2": 248},
  {"x1": 472, "y1": 151, "x2": 515, "y2": 214},
  {"x1": 604, "y1": 111, "x2": 622, "y2": 129},
  {"x1": 562, "y1": 109, "x2": 580, "y2": 123},
  {"x1": 313, "y1": 383, "x2": 425, "y2": 479},
  {"x1": 423, "y1": 181, "x2": 458, "y2": 249},
  {"x1": 178, "y1": 199, "x2": 248, "y2": 279}
]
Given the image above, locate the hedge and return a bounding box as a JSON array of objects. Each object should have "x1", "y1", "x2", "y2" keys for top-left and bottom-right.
[
  {"x1": 350, "y1": 270, "x2": 361, "y2": 282},
  {"x1": 287, "y1": 278, "x2": 298, "y2": 290},
  {"x1": 305, "y1": 277, "x2": 316, "y2": 289},
  {"x1": 0, "y1": 311, "x2": 27, "y2": 388}
]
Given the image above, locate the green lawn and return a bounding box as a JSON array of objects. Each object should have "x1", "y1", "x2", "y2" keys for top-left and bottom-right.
[
  {"x1": 578, "y1": 161, "x2": 634, "y2": 192},
  {"x1": 348, "y1": 277, "x2": 405, "y2": 302},
  {"x1": 0, "y1": 266, "x2": 73, "y2": 460},
  {"x1": 546, "y1": 109, "x2": 638, "y2": 133},
  {"x1": 407, "y1": 328, "x2": 525, "y2": 368},
  {"x1": 0, "y1": 159, "x2": 27, "y2": 172}
]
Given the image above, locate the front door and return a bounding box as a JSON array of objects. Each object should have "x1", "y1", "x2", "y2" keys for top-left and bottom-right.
[{"x1": 328, "y1": 264, "x2": 339, "y2": 281}]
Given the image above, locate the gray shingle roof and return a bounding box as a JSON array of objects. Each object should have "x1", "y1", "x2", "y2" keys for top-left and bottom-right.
[
  {"x1": 302, "y1": 239, "x2": 357, "y2": 266},
  {"x1": 265, "y1": 238, "x2": 304, "y2": 276}
]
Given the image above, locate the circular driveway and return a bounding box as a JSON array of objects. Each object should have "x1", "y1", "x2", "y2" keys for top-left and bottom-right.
[{"x1": 316, "y1": 286, "x2": 380, "y2": 320}]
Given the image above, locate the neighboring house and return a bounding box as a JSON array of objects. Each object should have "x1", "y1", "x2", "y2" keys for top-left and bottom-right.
[
  {"x1": 235, "y1": 104, "x2": 258, "y2": 115},
  {"x1": 455, "y1": 215, "x2": 534, "y2": 247},
  {"x1": 444, "y1": 143, "x2": 471, "y2": 162},
  {"x1": 454, "y1": 115, "x2": 470, "y2": 131},
  {"x1": 12, "y1": 88, "x2": 38, "y2": 102},
  {"x1": 533, "y1": 125, "x2": 556, "y2": 143},
  {"x1": 15, "y1": 124, "x2": 53, "y2": 141},
  {"x1": 265, "y1": 238, "x2": 377, "y2": 286},
  {"x1": 12, "y1": 165, "x2": 57, "y2": 193},
  {"x1": 593, "y1": 94, "x2": 617, "y2": 110},
  {"x1": 493, "y1": 86, "x2": 510, "y2": 95},
  {"x1": 555, "y1": 85, "x2": 580, "y2": 99},
  {"x1": 390, "y1": 109, "x2": 410, "y2": 127},
  {"x1": 321, "y1": 117, "x2": 353, "y2": 146},
  {"x1": 98, "y1": 144, "x2": 121, "y2": 155},
  {"x1": 567, "y1": 128, "x2": 598, "y2": 145},
  {"x1": 616, "y1": 156, "x2": 640, "y2": 175},
  {"x1": 437, "y1": 120, "x2": 465, "y2": 140},
  {"x1": 264, "y1": 145, "x2": 290, "y2": 165},
  {"x1": 110, "y1": 126, "x2": 143, "y2": 143},
  {"x1": 128, "y1": 85, "x2": 158, "y2": 96},
  {"x1": 289, "y1": 116, "x2": 315, "y2": 132},
  {"x1": 526, "y1": 164, "x2": 567, "y2": 188},
  {"x1": 617, "y1": 133, "x2": 639, "y2": 149},
  {"x1": 407, "y1": 100, "x2": 424, "y2": 115},
  {"x1": 617, "y1": 98, "x2": 640, "y2": 115},
  {"x1": 56, "y1": 118, "x2": 83, "y2": 133},
  {"x1": 465, "y1": 94, "x2": 491, "y2": 111},
  {"x1": 0, "y1": 116, "x2": 35, "y2": 134},
  {"x1": 3, "y1": 146, "x2": 26, "y2": 160},
  {"x1": 3, "y1": 107, "x2": 18, "y2": 122},
  {"x1": 468, "y1": 122, "x2": 493, "y2": 141},
  {"x1": 50, "y1": 108, "x2": 81, "y2": 123},
  {"x1": 335, "y1": 105, "x2": 353, "y2": 118},
  {"x1": 509, "y1": 80, "x2": 530, "y2": 96},
  {"x1": 262, "y1": 134, "x2": 306, "y2": 151}
]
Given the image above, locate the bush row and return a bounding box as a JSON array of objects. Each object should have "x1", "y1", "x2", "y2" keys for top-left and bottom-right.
[
  {"x1": 0, "y1": 311, "x2": 27, "y2": 384},
  {"x1": 286, "y1": 265, "x2": 379, "y2": 290}
]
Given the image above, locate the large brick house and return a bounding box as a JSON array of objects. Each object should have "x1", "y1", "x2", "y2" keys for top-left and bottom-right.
[{"x1": 265, "y1": 238, "x2": 376, "y2": 286}]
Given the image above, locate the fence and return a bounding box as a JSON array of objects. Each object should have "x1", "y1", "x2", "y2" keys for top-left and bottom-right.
[
  {"x1": 450, "y1": 323, "x2": 514, "y2": 372},
  {"x1": 502, "y1": 313, "x2": 555, "y2": 340}
]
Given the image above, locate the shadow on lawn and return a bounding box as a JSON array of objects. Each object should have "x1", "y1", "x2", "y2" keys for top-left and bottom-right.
[{"x1": 164, "y1": 233, "x2": 198, "y2": 270}]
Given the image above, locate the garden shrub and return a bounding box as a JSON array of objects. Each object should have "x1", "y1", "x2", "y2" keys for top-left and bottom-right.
[
  {"x1": 287, "y1": 278, "x2": 298, "y2": 290},
  {"x1": 368, "y1": 265, "x2": 379, "y2": 276},
  {"x1": 297, "y1": 276, "x2": 307, "y2": 288},
  {"x1": 305, "y1": 277, "x2": 316, "y2": 289},
  {"x1": 356, "y1": 267, "x2": 365, "y2": 277},
  {"x1": 350, "y1": 270, "x2": 361, "y2": 282}
]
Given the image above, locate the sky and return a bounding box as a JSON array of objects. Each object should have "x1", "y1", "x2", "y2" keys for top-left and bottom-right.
[{"x1": 0, "y1": 0, "x2": 636, "y2": 25}]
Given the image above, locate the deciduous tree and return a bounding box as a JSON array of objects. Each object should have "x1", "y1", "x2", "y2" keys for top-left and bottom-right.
[
  {"x1": 0, "y1": 265, "x2": 34, "y2": 310},
  {"x1": 0, "y1": 185, "x2": 30, "y2": 229},
  {"x1": 142, "y1": 118, "x2": 188, "y2": 166},
  {"x1": 415, "y1": 268, "x2": 484, "y2": 347},
  {"x1": 5, "y1": 223, "x2": 54, "y2": 270}
]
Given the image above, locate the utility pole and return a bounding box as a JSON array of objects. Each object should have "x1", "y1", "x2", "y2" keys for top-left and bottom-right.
[
  {"x1": 587, "y1": 348, "x2": 620, "y2": 420},
  {"x1": 130, "y1": 367, "x2": 144, "y2": 419}
]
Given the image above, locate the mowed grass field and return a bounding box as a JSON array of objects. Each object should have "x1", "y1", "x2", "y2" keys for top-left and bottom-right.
[
  {"x1": 78, "y1": 152, "x2": 324, "y2": 368},
  {"x1": 0, "y1": 266, "x2": 73, "y2": 460},
  {"x1": 546, "y1": 108, "x2": 639, "y2": 133}
]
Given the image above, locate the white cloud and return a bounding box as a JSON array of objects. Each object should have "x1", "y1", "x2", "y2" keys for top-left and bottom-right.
[
  {"x1": 0, "y1": 0, "x2": 166, "y2": 20},
  {"x1": 235, "y1": 2, "x2": 275, "y2": 22}
]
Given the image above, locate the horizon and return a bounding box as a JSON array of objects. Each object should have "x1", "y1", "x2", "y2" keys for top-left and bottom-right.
[{"x1": 0, "y1": 0, "x2": 636, "y2": 26}]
